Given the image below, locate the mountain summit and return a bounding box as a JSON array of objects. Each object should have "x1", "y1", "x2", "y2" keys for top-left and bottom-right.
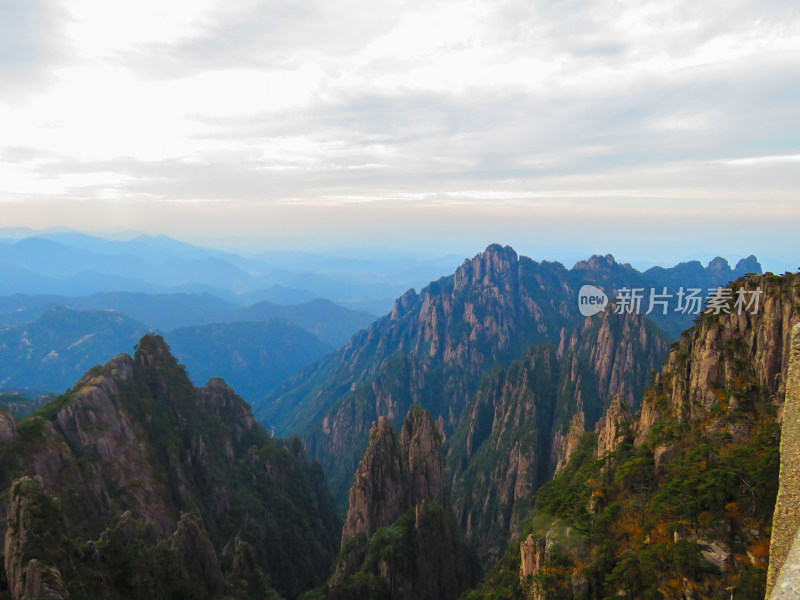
[
  {"x1": 0, "y1": 334, "x2": 339, "y2": 600},
  {"x1": 256, "y1": 244, "x2": 671, "y2": 560}
]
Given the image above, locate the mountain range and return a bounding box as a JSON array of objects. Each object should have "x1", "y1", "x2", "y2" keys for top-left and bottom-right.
[
  {"x1": 0, "y1": 231, "x2": 464, "y2": 314},
  {"x1": 0, "y1": 238, "x2": 792, "y2": 600},
  {"x1": 0, "y1": 334, "x2": 340, "y2": 599},
  {"x1": 0, "y1": 293, "x2": 375, "y2": 347},
  {"x1": 0, "y1": 307, "x2": 332, "y2": 402}
]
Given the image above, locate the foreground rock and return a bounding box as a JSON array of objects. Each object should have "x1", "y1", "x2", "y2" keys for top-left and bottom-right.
[
  {"x1": 323, "y1": 406, "x2": 479, "y2": 600},
  {"x1": 0, "y1": 334, "x2": 340, "y2": 600}
]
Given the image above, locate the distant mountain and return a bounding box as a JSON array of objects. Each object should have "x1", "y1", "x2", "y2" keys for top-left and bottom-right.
[
  {"x1": 0, "y1": 391, "x2": 54, "y2": 418},
  {"x1": 0, "y1": 307, "x2": 336, "y2": 402},
  {"x1": 644, "y1": 254, "x2": 762, "y2": 292},
  {"x1": 256, "y1": 245, "x2": 672, "y2": 507},
  {"x1": 166, "y1": 319, "x2": 332, "y2": 402},
  {"x1": 574, "y1": 253, "x2": 763, "y2": 339},
  {"x1": 0, "y1": 232, "x2": 463, "y2": 314},
  {"x1": 0, "y1": 292, "x2": 238, "y2": 330},
  {"x1": 0, "y1": 307, "x2": 150, "y2": 392},
  {"x1": 223, "y1": 298, "x2": 376, "y2": 347}
]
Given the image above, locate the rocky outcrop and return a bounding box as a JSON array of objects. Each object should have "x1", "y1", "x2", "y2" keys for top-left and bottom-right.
[
  {"x1": 635, "y1": 273, "x2": 800, "y2": 444},
  {"x1": 519, "y1": 533, "x2": 546, "y2": 579},
  {"x1": 466, "y1": 271, "x2": 794, "y2": 600},
  {"x1": 340, "y1": 416, "x2": 408, "y2": 545},
  {"x1": 0, "y1": 334, "x2": 340, "y2": 600},
  {"x1": 259, "y1": 245, "x2": 665, "y2": 503},
  {"x1": 767, "y1": 322, "x2": 800, "y2": 595},
  {"x1": 333, "y1": 406, "x2": 479, "y2": 600},
  {"x1": 448, "y1": 306, "x2": 667, "y2": 564},
  {"x1": 341, "y1": 406, "x2": 448, "y2": 546},
  {"x1": 171, "y1": 513, "x2": 225, "y2": 597},
  {"x1": 552, "y1": 410, "x2": 585, "y2": 472},
  {"x1": 0, "y1": 410, "x2": 17, "y2": 443},
  {"x1": 595, "y1": 395, "x2": 631, "y2": 458},
  {"x1": 4, "y1": 477, "x2": 71, "y2": 600}
]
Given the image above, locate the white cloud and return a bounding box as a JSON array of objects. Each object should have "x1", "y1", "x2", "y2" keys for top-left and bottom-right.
[{"x1": 0, "y1": 0, "x2": 798, "y2": 256}]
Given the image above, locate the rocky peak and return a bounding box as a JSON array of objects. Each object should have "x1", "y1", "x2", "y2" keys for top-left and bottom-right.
[
  {"x1": 333, "y1": 406, "x2": 479, "y2": 599},
  {"x1": 401, "y1": 405, "x2": 446, "y2": 507},
  {"x1": 340, "y1": 416, "x2": 407, "y2": 544},
  {"x1": 391, "y1": 288, "x2": 419, "y2": 320},
  {"x1": 734, "y1": 255, "x2": 761, "y2": 275},
  {"x1": 0, "y1": 334, "x2": 341, "y2": 599},
  {"x1": 453, "y1": 244, "x2": 519, "y2": 292},
  {"x1": 171, "y1": 512, "x2": 225, "y2": 597},
  {"x1": 708, "y1": 256, "x2": 731, "y2": 275},
  {"x1": 134, "y1": 333, "x2": 179, "y2": 372},
  {"x1": 341, "y1": 408, "x2": 450, "y2": 546},
  {"x1": 200, "y1": 378, "x2": 256, "y2": 447},
  {"x1": 573, "y1": 253, "x2": 617, "y2": 272}
]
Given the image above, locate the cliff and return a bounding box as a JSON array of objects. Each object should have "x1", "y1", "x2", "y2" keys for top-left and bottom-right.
[
  {"x1": 446, "y1": 307, "x2": 666, "y2": 564},
  {"x1": 258, "y1": 245, "x2": 669, "y2": 507},
  {"x1": 466, "y1": 271, "x2": 799, "y2": 600},
  {"x1": 0, "y1": 334, "x2": 340, "y2": 600},
  {"x1": 326, "y1": 406, "x2": 479, "y2": 600}
]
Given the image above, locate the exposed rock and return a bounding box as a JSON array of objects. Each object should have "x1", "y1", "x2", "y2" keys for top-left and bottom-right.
[
  {"x1": 260, "y1": 245, "x2": 668, "y2": 506},
  {"x1": 401, "y1": 405, "x2": 447, "y2": 507},
  {"x1": 334, "y1": 406, "x2": 478, "y2": 600},
  {"x1": 4, "y1": 477, "x2": 71, "y2": 600},
  {"x1": 653, "y1": 443, "x2": 677, "y2": 470},
  {"x1": 519, "y1": 534, "x2": 546, "y2": 580},
  {"x1": 595, "y1": 395, "x2": 631, "y2": 458},
  {"x1": 767, "y1": 322, "x2": 800, "y2": 595},
  {"x1": 0, "y1": 334, "x2": 341, "y2": 600},
  {"x1": 19, "y1": 559, "x2": 68, "y2": 600},
  {"x1": 700, "y1": 540, "x2": 733, "y2": 572},
  {"x1": 636, "y1": 274, "x2": 800, "y2": 445},
  {"x1": 340, "y1": 416, "x2": 408, "y2": 546},
  {"x1": 171, "y1": 513, "x2": 225, "y2": 597},
  {"x1": 554, "y1": 411, "x2": 585, "y2": 472},
  {"x1": 0, "y1": 410, "x2": 17, "y2": 444}
]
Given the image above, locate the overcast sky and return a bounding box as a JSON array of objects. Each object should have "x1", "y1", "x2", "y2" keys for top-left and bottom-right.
[{"x1": 0, "y1": 0, "x2": 798, "y2": 268}]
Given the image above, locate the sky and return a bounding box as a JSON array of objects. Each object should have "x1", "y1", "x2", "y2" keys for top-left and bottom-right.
[{"x1": 0, "y1": 0, "x2": 798, "y2": 269}]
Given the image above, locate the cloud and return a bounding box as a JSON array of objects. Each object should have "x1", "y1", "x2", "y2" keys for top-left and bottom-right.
[
  {"x1": 0, "y1": 0, "x2": 70, "y2": 95},
  {"x1": 0, "y1": 0, "x2": 798, "y2": 259}
]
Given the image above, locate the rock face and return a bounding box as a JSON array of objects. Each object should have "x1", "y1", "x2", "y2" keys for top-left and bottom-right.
[
  {"x1": 447, "y1": 307, "x2": 667, "y2": 563},
  {"x1": 519, "y1": 533, "x2": 546, "y2": 579},
  {"x1": 595, "y1": 395, "x2": 631, "y2": 458},
  {"x1": 468, "y1": 272, "x2": 798, "y2": 600},
  {"x1": 340, "y1": 416, "x2": 409, "y2": 545},
  {"x1": 170, "y1": 513, "x2": 225, "y2": 597},
  {"x1": 767, "y1": 322, "x2": 800, "y2": 595},
  {"x1": 0, "y1": 334, "x2": 340, "y2": 600},
  {"x1": 4, "y1": 477, "x2": 71, "y2": 600},
  {"x1": 340, "y1": 406, "x2": 448, "y2": 547},
  {"x1": 331, "y1": 406, "x2": 479, "y2": 600},
  {"x1": 635, "y1": 273, "x2": 800, "y2": 444},
  {"x1": 258, "y1": 245, "x2": 670, "y2": 504}
]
